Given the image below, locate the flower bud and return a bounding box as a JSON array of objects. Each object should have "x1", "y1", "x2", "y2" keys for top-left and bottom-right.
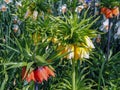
[
  {"x1": 33, "y1": 10, "x2": 38, "y2": 20},
  {"x1": 13, "y1": 25, "x2": 19, "y2": 33}
]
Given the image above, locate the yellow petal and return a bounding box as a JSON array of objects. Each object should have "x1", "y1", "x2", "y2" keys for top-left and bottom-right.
[{"x1": 84, "y1": 36, "x2": 95, "y2": 49}]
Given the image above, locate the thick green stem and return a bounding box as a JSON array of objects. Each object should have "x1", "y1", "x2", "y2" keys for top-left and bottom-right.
[{"x1": 72, "y1": 59, "x2": 75, "y2": 90}]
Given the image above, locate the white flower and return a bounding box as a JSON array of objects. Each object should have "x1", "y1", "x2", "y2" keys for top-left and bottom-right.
[
  {"x1": 0, "y1": 4, "x2": 7, "y2": 12},
  {"x1": 75, "y1": 5, "x2": 84, "y2": 13},
  {"x1": 33, "y1": 10, "x2": 38, "y2": 20},
  {"x1": 117, "y1": 27, "x2": 120, "y2": 35},
  {"x1": 61, "y1": 4, "x2": 67, "y2": 14},
  {"x1": 16, "y1": 1, "x2": 22, "y2": 7},
  {"x1": 103, "y1": 19, "x2": 109, "y2": 26},
  {"x1": 114, "y1": 27, "x2": 120, "y2": 39}
]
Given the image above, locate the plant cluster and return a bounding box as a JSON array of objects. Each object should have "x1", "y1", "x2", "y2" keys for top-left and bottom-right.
[{"x1": 0, "y1": 0, "x2": 120, "y2": 90}]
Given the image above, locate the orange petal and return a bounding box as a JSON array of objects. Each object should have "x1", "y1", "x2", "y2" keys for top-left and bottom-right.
[
  {"x1": 101, "y1": 7, "x2": 107, "y2": 14},
  {"x1": 34, "y1": 68, "x2": 44, "y2": 83},
  {"x1": 26, "y1": 70, "x2": 36, "y2": 83},
  {"x1": 111, "y1": 7, "x2": 119, "y2": 16},
  {"x1": 104, "y1": 9, "x2": 113, "y2": 18},
  {"x1": 41, "y1": 68, "x2": 49, "y2": 81},
  {"x1": 44, "y1": 66, "x2": 55, "y2": 77}
]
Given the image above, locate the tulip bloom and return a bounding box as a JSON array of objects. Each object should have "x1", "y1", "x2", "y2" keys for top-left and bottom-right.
[{"x1": 22, "y1": 66, "x2": 55, "y2": 83}]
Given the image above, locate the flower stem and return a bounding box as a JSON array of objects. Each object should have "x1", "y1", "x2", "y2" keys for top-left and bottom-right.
[
  {"x1": 72, "y1": 59, "x2": 75, "y2": 90},
  {"x1": 35, "y1": 82, "x2": 38, "y2": 90},
  {"x1": 107, "y1": 18, "x2": 112, "y2": 61}
]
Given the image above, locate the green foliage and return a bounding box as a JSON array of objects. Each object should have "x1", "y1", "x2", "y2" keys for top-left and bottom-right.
[
  {"x1": 101, "y1": 0, "x2": 120, "y2": 8},
  {"x1": 50, "y1": 12, "x2": 99, "y2": 45},
  {"x1": 0, "y1": 0, "x2": 120, "y2": 90}
]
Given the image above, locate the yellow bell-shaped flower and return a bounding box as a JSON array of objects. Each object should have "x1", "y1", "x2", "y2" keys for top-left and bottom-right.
[
  {"x1": 75, "y1": 47, "x2": 90, "y2": 60},
  {"x1": 84, "y1": 36, "x2": 95, "y2": 49}
]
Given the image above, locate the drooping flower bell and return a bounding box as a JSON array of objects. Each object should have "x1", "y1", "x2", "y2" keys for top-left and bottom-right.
[
  {"x1": 101, "y1": 7, "x2": 119, "y2": 18},
  {"x1": 22, "y1": 66, "x2": 55, "y2": 83},
  {"x1": 61, "y1": 4, "x2": 67, "y2": 14},
  {"x1": 75, "y1": 5, "x2": 84, "y2": 13},
  {"x1": 101, "y1": 7, "x2": 113, "y2": 18},
  {"x1": 111, "y1": 7, "x2": 119, "y2": 17},
  {"x1": 99, "y1": 19, "x2": 109, "y2": 32},
  {"x1": 58, "y1": 36, "x2": 95, "y2": 60},
  {"x1": 104, "y1": 8, "x2": 113, "y2": 18}
]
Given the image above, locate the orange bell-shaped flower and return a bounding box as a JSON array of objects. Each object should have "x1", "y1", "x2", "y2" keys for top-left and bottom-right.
[
  {"x1": 101, "y1": 7, "x2": 108, "y2": 14},
  {"x1": 22, "y1": 66, "x2": 55, "y2": 83},
  {"x1": 111, "y1": 7, "x2": 119, "y2": 16},
  {"x1": 104, "y1": 8, "x2": 113, "y2": 18},
  {"x1": 44, "y1": 66, "x2": 55, "y2": 77},
  {"x1": 26, "y1": 71, "x2": 36, "y2": 83}
]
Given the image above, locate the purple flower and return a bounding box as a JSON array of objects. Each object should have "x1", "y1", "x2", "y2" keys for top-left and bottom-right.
[{"x1": 85, "y1": 0, "x2": 92, "y2": 3}]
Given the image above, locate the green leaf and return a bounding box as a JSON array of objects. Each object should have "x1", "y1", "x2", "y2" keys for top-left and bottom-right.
[
  {"x1": 35, "y1": 55, "x2": 47, "y2": 64},
  {"x1": 0, "y1": 43, "x2": 19, "y2": 53}
]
